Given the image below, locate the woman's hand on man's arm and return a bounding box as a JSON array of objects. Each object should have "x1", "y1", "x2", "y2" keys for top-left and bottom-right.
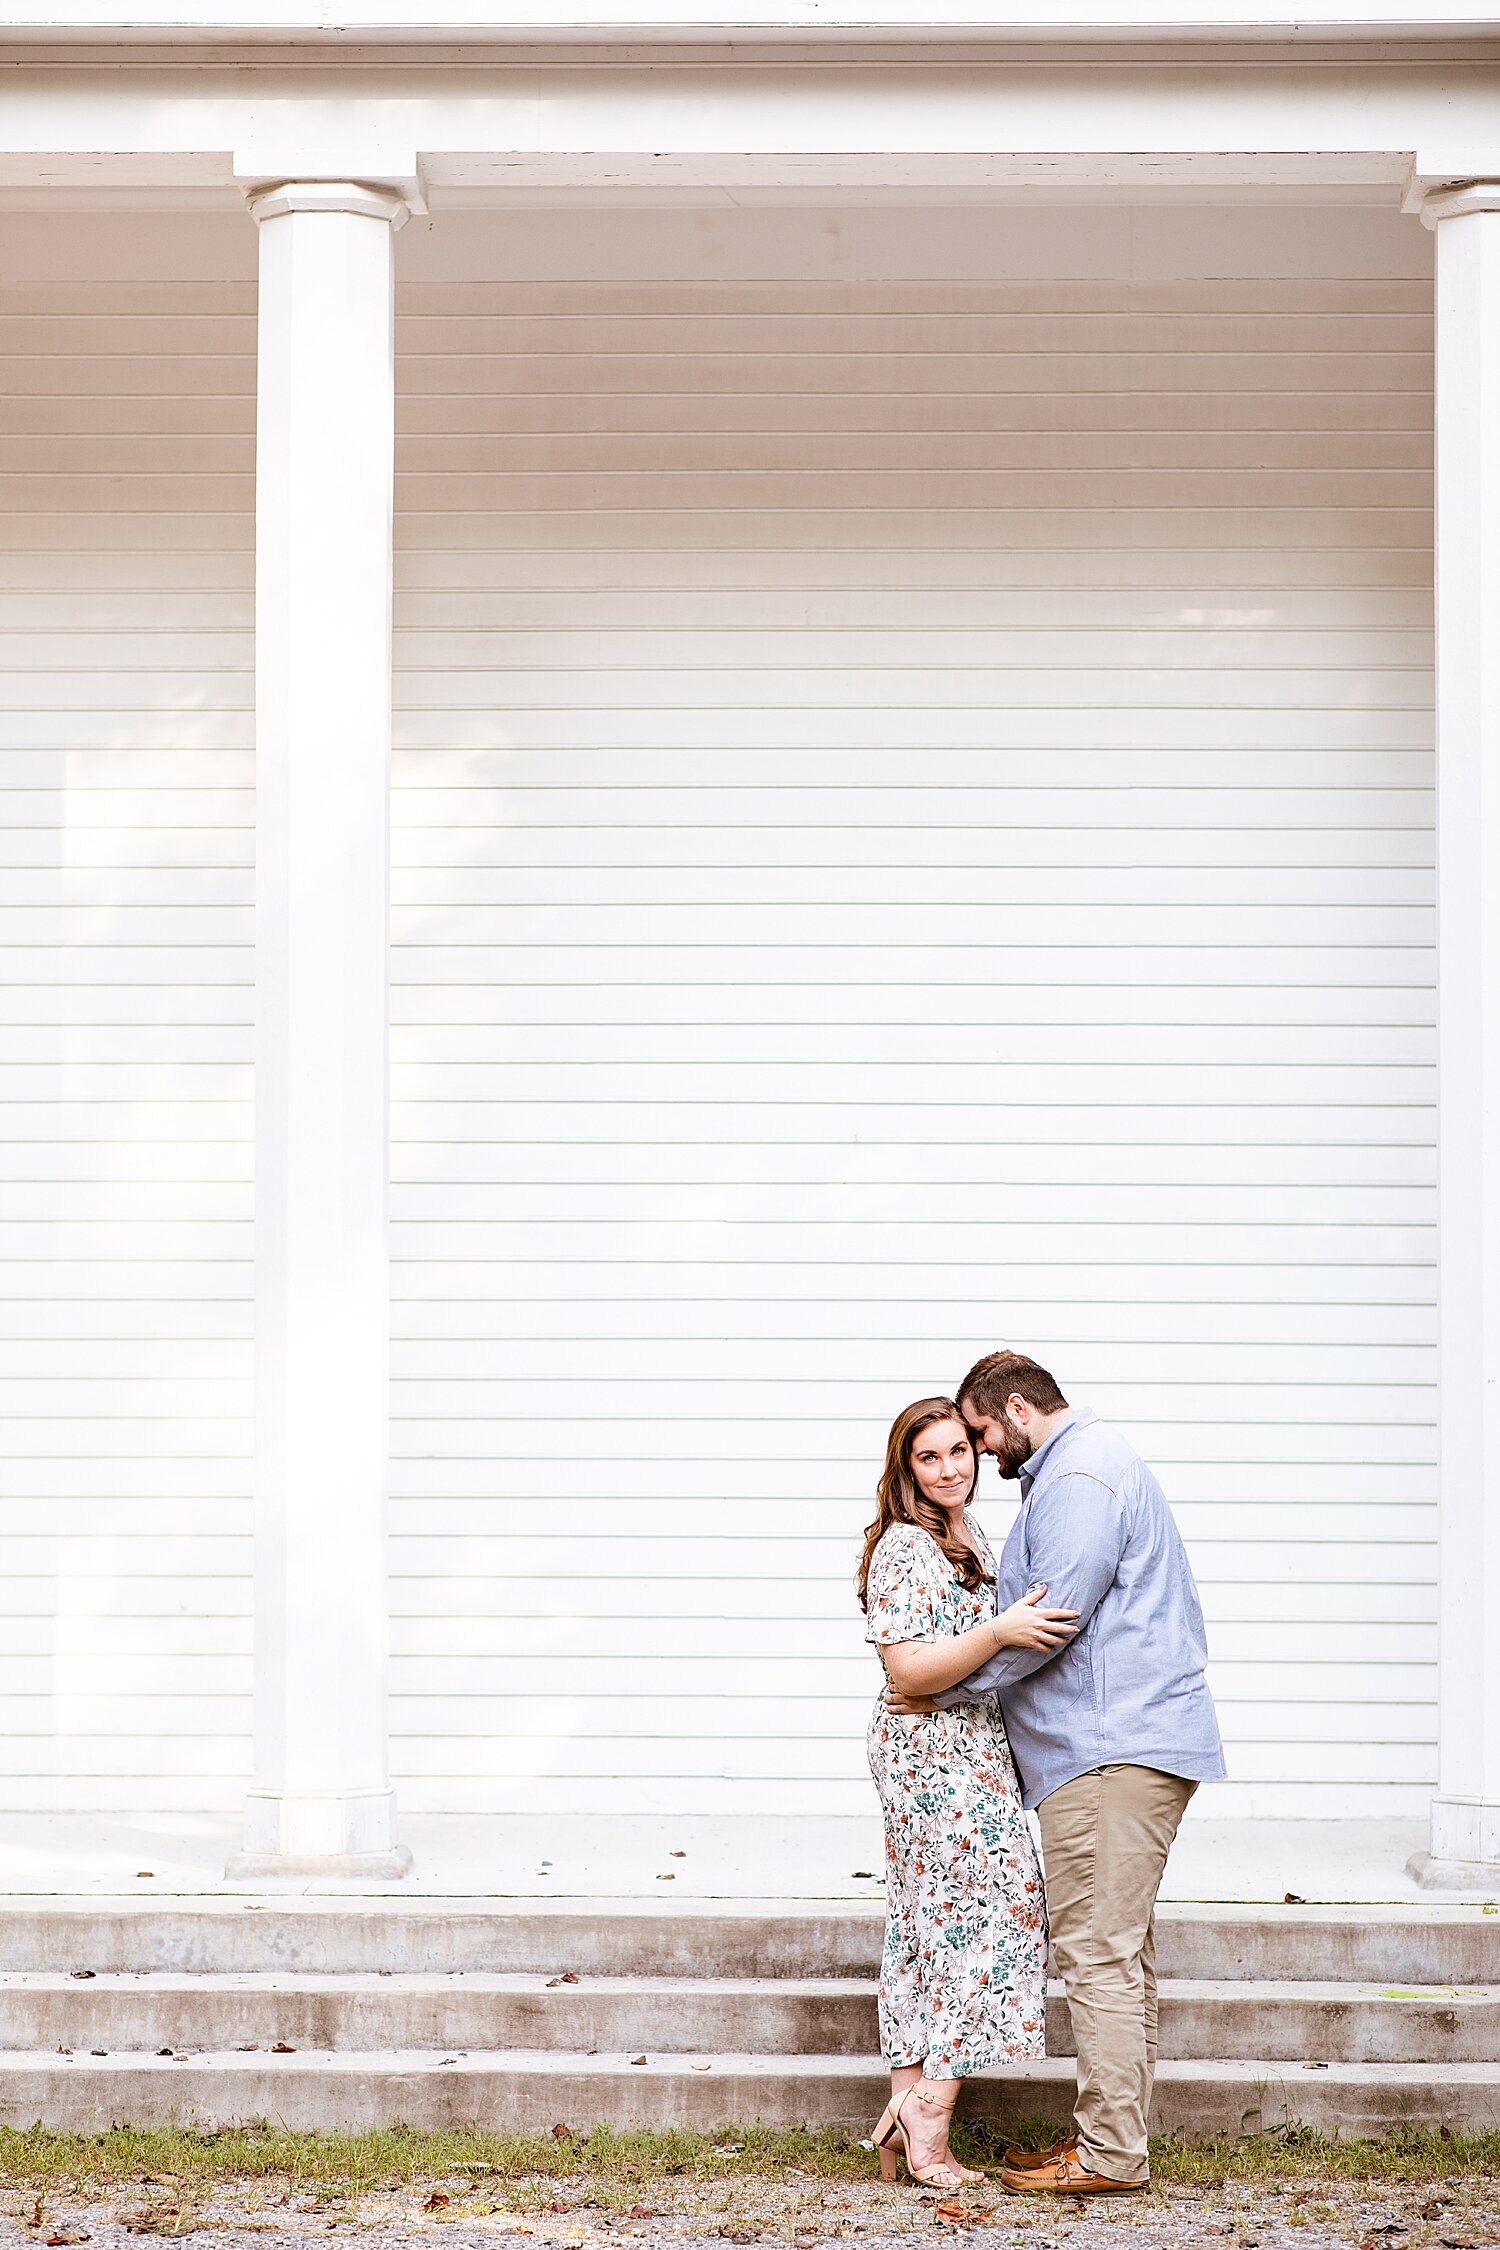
[
  {"x1": 878, "y1": 1587, "x2": 1078, "y2": 1700},
  {"x1": 997, "y1": 1583, "x2": 1085, "y2": 1651}
]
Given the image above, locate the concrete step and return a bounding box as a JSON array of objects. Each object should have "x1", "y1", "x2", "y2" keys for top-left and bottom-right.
[
  {"x1": 4, "y1": 1972, "x2": 1496, "y2": 2066},
  {"x1": 4, "y1": 1901, "x2": 1496, "y2": 1983},
  {"x1": 1, "y1": 2048, "x2": 1496, "y2": 2139},
  {"x1": 1, "y1": 1904, "x2": 1491, "y2": 2137}
]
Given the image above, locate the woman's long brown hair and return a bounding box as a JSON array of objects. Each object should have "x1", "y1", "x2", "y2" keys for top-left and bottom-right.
[{"x1": 855, "y1": 1396, "x2": 992, "y2": 1611}]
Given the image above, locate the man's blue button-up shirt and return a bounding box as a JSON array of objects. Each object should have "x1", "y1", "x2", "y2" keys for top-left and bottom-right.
[{"x1": 934, "y1": 1409, "x2": 1227, "y2": 1810}]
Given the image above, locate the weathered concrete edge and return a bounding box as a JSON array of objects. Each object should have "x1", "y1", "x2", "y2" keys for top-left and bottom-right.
[
  {"x1": 0, "y1": 1902, "x2": 1494, "y2": 1982},
  {"x1": 1, "y1": 1978, "x2": 1498, "y2": 2065},
  {"x1": 0, "y1": 2056, "x2": 1495, "y2": 2139}
]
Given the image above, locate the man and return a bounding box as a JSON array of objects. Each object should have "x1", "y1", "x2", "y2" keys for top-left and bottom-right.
[{"x1": 889, "y1": 1349, "x2": 1224, "y2": 2197}]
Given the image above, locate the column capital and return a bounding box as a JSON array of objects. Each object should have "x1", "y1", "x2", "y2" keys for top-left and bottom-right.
[
  {"x1": 245, "y1": 180, "x2": 412, "y2": 230},
  {"x1": 1410, "y1": 181, "x2": 1500, "y2": 230}
]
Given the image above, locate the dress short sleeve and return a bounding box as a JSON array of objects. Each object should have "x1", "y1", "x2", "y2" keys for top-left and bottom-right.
[{"x1": 865, "y1": 1525, "x2": 940, "y2": 1646}]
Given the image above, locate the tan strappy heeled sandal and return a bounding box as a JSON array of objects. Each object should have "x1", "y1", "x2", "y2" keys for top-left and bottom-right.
[{"x1": 871, "y1": 2088, "x2": 983, "y2": 2189}]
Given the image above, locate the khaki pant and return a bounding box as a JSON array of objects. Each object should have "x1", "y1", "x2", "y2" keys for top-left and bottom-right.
[{"x1": 1036, "y1": 1764, "x2": 1197, "y2": 2183}]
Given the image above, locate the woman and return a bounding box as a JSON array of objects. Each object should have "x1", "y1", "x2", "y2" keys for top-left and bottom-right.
[{"x1": 858, "y1": 1396, "x2": 1077, "y2": 2190}]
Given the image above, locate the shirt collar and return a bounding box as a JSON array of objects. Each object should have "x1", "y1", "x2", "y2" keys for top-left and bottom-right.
[{"x1": 1018, "y1": 1406, "x2": 1097, "y2": 1496}]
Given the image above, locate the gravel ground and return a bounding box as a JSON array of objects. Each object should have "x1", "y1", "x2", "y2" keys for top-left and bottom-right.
[{"x1": 1, "y1": 2176, "x2": 1496, "y2": 2250}]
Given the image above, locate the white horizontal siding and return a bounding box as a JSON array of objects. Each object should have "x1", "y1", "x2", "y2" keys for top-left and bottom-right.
[
  {"x1": 0, "y1": 205, "x2": 1436, "y2": 1826},
  {"x1": 0, "y1": 218, "x2": 254, "y2": 1813},
  {"x1": 388, "y1": 208, "x2": 1435, "y2": 1818}
]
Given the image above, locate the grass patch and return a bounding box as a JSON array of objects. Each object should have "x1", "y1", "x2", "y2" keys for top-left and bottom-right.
[
  {"x1": 0, "y1": 2121, "x2": 1495, "y2": 2200},
  {"x1": 0, "y1": 2123, "x2": 857, "y2": 2200}
]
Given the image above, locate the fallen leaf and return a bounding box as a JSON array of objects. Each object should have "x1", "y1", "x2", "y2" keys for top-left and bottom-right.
[
  {"x1": 438, "y1": 2056, "x2": 459, "y2": 2066},
  {"x1": 1422, "y1": 2202, "x2": 1453, "y2": 2221},
  {"x1": 90, "y1": 2050, "x2": 106, "y2": 2058},
  {"x1": 46, "y1": 2231, "x2": 90, "y2": 2245},
  {"x1": 1283, "y1": 1891, "x2": 1306, "y2": 1904},
  {"x1": 851, "y1": 1871, "x2": 874, "y2": 1879},
  {"x1": 423, "y1": 2194, "x2": 449, "y2": 2213},
  {"x1": 629, "y1": 2054, "x2": 647, "y2": 2066},
  {"x1": 669, "y1": 1850, "x2": 686, "y2": 1858},
  {"x1": 156, "y1": 2049, "x2": 173, "y2": 2059},
  {"x1": 236, "y1": 2044, "x2": 257, "y2": 2053},
  {"x1": 551, "y1": 2122, "x2": 574, "y2": 2141},
  {"x1": 691, "y1": 2061, "x2": 712, "y2": 2071},
  {"x1": 546, "y1": 1972, "x2": 580, "y2": 1987},
  {"x1": 656, "y1": 1873, "x2": 675, "y2": 1881},
  {"x1": 934, "y1": 2205, "x2": 964, "y2": 2225},
  {"x1": 69, "y1": 1970, "x2": 96, "y2": 1981},
  {"x1": 628, "y1": 2209, "x2": 659, "y2": 2221},
  {"x1": 31, "y1": 2199, "x2": 43, "y2": 2229},
  {"x1": 56, "y1": 2046, "x2": 72, "y2": 2056},
  {"x1": 270, "y1": 2042, "x2": 296, "y2": 2054}
]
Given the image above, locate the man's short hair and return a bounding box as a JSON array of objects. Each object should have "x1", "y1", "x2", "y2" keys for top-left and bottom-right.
[{"x1": 957, "y1": 1350, "x2": 1069, "y2": 1420}]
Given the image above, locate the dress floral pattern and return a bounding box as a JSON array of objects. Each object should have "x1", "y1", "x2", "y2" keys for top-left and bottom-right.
[{"x1": 865, "y1": 1516, "x2": 1048, "y2": 2079}]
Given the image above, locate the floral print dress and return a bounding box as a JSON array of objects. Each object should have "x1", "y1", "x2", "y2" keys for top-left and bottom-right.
[{"x1": 865, "y1": 1517, "x2": 1048, "y2": 2079}]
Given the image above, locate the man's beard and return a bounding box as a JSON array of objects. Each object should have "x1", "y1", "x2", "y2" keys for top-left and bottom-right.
[{"x1": 989, "y1": 1427, "x2": 1034, "y2": 1480}]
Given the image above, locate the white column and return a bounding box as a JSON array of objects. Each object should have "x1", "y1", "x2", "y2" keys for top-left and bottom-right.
[
  {"x1": 1411, "y1": 182, "x2": 1500, "y2": 1885},
  {"x1": 231, "y1": 180, "x2": 411, "y2": 1877}
]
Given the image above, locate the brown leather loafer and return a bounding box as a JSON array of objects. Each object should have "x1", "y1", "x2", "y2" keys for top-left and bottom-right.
[
  {"x1": 1002, "y1": 2136, "x2": 1077, "y2": 2172},
  {"x1": 1001, "y1": 2151, "x2": 1149, "y2": 2196}
]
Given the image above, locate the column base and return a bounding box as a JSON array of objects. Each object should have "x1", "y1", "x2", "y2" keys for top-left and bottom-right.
[
  {"x1": 1406, "y1": 1851, "x2": 1500, "y2": 1893},
  {"x1": 225, "y1": 1847, "x2": 414, "y2": 1881},
  {"x1": 1405, "y1": 1795, "x2": 1500, "y2": 1891},
  {"x1": 226, "y1": 1786, "x2": 413, "y2": 1880}
]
